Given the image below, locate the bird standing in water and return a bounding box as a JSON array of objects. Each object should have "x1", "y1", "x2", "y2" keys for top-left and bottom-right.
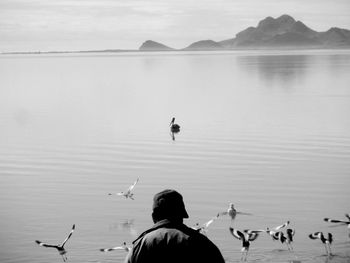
[
  {"x1": 35, "y1": 224, "x2": 75, "y2": 262},
  {"x1": 170, "y1": 117, "x2": 180, "y2": 132},
  {"x1": 309, "y1": 232, "x2": 333, "y2": 256},
  {"x1": 285, "y1": 228, "x2": 295, "y2": 251}
]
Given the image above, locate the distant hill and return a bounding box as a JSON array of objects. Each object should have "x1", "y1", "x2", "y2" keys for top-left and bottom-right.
[
  {"x1": 183, "y1": 40, "x2": 223, "y2": 50},
  {"x1": 139, "y1": 40, "x2": 174, "y2": 51},
  {"x1": 139, "y1": 14, "x2": 350, "y2": 51}
]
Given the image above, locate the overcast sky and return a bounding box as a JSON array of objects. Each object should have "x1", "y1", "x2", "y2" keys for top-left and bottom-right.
[{"x1": 1, "y1": 0, "x2": 349, "y2": 52}]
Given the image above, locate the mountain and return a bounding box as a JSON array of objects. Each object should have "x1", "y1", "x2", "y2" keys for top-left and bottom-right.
[
  {"x1": 183, "y1": 40, "x2": 223, "y2": 50},
  {"x1": 220, "y1": 14, "x2": 322, "y2": 48},
  {"x1": 139, "y1": 40, "x2": 174, "y2": 51},
  {"x1": 139, "y1": 15, "x2": 350, "y2": 51}
]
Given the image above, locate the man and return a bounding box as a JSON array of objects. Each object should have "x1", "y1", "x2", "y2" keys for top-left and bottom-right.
[{"x1": 125, "y1": 189, "x2": 225, "y2": 263}]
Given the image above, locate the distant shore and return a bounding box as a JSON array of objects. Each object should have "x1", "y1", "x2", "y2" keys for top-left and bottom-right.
[{"x1": 2, "y1": 46, "x2": 350, "y2": 56}]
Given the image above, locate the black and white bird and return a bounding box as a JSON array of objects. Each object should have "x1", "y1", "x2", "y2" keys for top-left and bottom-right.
[
  {"x1": 285, "y1": 228, "x2": 295, "y2": 251},
  {"x1": 217, "y1": 203, "x2": 252, "y2": 221},
  {"x1": 309, "y1": 232, "x2": 333, "y2": 256},
  {"x1": 100, "y1": 242, "x2": 131, "y2": 252},
  {"x1": 324, "y1": 214, "x2": 350, "y2": 237},
  {"x1": 109, "y1": 178, "x2": 139, "y2": 200},
  {"x1": 35, "y1": 224, "x2": 75, "y2": 262},
  {"x1": 170, "y1": 117, "x2": 180, "y2": 132},
  {"x1": 229, "y1": 227, "x2": 259, "y2": 261},
  {"x1": 265, "y1": 221, "x2": 290, "y2": 241}
]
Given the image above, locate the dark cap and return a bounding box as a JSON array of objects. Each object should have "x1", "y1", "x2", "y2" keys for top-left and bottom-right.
[{"x1": 152, "y1": 189, "x2": 189, "y2": 219}]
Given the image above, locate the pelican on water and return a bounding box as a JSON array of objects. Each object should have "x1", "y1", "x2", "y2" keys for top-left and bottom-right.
[{"x1": 170, "y1": 117, "x2": 180, "y2": 132}]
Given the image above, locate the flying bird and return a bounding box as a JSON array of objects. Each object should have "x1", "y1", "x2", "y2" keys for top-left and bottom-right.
[
  {"x1": 192, "y1": 215, "x2": 218, "y2": 235},
  {"x1": 229, "y1": 227, "x2": 259, "y2": 261},
  {"x1": 100, "y1": 242, "x2": 131, "y2": 252},
  {"x1": 324, "y1": 214, "x2": 350, "y2": 237},
  {"x1": 109, "y1": 178, "x2": 139, "y2": 200},
  {"x1": 217, "y1": 203, "x2": 252, "y2": 221},
  {"x1": 170, "y1": 117, "x2": 180, "y2": 132},
  {"x1": 35, "y1": 224, "x2": 75, "y2": 262},
  {"x1": 309, "y1": 232, "x2": 333, "y2": 256}
]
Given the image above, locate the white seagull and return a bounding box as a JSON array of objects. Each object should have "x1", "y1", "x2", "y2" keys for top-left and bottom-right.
[
  {"x1": 35, "y1": 224, "x2": 75, "y2": 262},
  {"x1": 217, "y1": 203, "x2": 252, "y2": 221},
  {"x1": 192, "y1": 215, "x2": 219, "y2": 235},
  {"x1": 100, "y1": 242, "x2": 131, "y2": 252},
  {"x1": 309, "y1": 232, "x2": 333, "y2": 256},
  {"x1": 109, "y1": 178, "x2": 139, "y2": 200},
  {"x1": 229, "y1": 227, "x2": 259, "y2": 261}
]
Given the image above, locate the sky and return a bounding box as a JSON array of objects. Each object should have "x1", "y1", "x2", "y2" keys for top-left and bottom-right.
[{"x1": 0, "y1": 0, "x2": 350, "y2": 52}]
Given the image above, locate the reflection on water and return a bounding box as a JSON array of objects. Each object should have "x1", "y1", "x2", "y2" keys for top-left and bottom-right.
[
  {"x1": 0, "y1": 50, "x2": 350, "y2": 263},
  {"x1": 237, "y1": 54, "x2": 310, "y2": 88}
]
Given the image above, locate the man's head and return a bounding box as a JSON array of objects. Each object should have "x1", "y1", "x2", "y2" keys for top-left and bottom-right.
[{"x1": 152, "y1": 189, "x2": 189, "y2": 222}]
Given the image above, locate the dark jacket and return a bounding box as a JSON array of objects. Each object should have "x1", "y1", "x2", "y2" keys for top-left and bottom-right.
[{"x1": 124, "y1": 219, "x2": 225, "y2": 263}]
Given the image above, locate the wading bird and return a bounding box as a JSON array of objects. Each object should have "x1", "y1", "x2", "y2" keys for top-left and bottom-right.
[
  {"x1": 170, "y1": 117, "x2": 180, "y2": 132},
  {"x1": 100, "y1": 242, "x2": 131, "y2": 252},
  {"x1": 229, "y1": 227, "x2": 259, "y2": 261},
  {"x1": 309, "y1": 232, "x2": 333, "y2": 256},
  {"x1": 324, "y1": 214, "x2": 350, "y2": 237},
  {"x1": 265, "y1": 221, "x2": 290, "y2": 241},
  {"x1": 217, "y1": 203, "x2": 252, "y2": 221},
  {"x1": 35, "y1": 224, "x2": 75, "y2": 262},
  {"x1": 285, "y1": 228, "x2": 295, "y2": 251},
  {"x1": 109, "y1": 178, "x2": 139, "y2": 200}
]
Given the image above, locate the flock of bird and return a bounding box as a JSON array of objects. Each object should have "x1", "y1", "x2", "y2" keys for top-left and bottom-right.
[{"x1": 35, "y1": 118, "x2": 349, "y2": 262}]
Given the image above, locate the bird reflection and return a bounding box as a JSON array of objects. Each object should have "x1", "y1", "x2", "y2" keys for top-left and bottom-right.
[
  {"x1": 35, "y1": 224, "x2": 75, "y2": 262},
  {"x1": 118, "y1": 219, "x2": 137, "y2": 237}
]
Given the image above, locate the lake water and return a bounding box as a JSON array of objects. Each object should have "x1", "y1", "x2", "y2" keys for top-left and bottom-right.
[{"x1": 0, "y1": 50, "x2": 350, "y2": 263}]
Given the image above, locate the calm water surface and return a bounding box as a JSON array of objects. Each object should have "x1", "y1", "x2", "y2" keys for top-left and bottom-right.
[{"x1": 0, "y1": 50, "x2": 350, "y2": 263}]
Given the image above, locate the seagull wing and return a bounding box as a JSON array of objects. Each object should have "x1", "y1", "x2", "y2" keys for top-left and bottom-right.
[
  {"x1": 100, "y1": 246, "x2": 124, "y2": 252},
  {"x1": 35, "y1": 240, "x2": 57, "y2": 248},
  {"x1": 217, "y1": 211, "x2": 228, "y2": 217},
  {"x1": 127, "y1": 178, "x2": 139, "y2": 193},
  {"x1": 236, "y1": 211, "x2": 253, "y2": 216},
  {"x1": 274, "y1": 221, "x2": 290, "y2": 230},
  {"x1": 229, "y1": 227, "x2": 244, "y2": 240},
  {"x1": 203, "y1": 217, "x2": 216, "y2": 228},
  {"x1": 61, "y1": 224, "x2": 75, "y2": 247},
  {"x1": 324, "y1": 218, "x2": 348, "y2": 224}
]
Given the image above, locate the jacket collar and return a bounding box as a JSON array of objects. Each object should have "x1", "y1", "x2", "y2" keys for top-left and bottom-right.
[{"x1": 132, "y1": 219, "x2": 184, "y2": 244}]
